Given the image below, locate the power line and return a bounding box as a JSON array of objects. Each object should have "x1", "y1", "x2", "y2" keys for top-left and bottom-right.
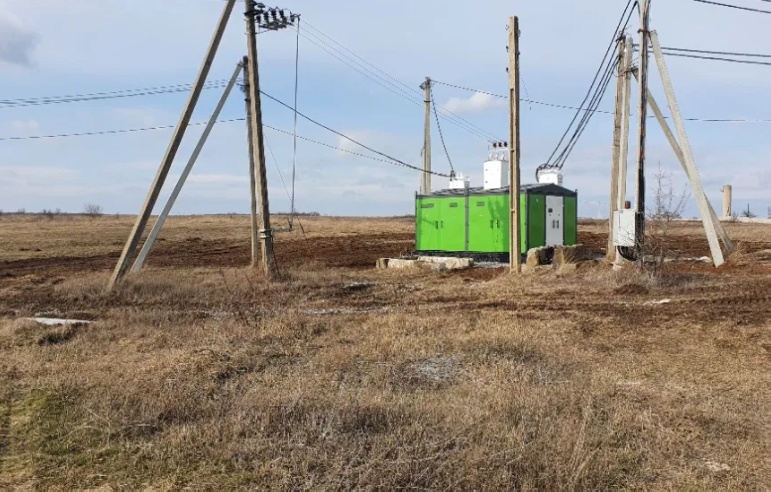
[
  {"x1": 430, "y1": 86, "x2": 454, "y2": 174},
  {"x1": 0, "y1": 114, "x2": 441, "y2": 173},
  {"x1": 691, "y1": 0, "x2": 771, "y2": 14},
  {"x1": 297, "y1": 29, "x2": 496, "y2": 143},
  {"x1": 430, "y1": 80, "x2": 771, "y2": 123},
  {"x1": 546, "y1": 0, "x2": 636, "y2": 166},
  {"x1": 660, "y1": 51, "x2": 771, "y2": 66},
  {"x1": 298, "y1": 21, "x2": 503, "y2": 142},
  {"x1": 260, "y1": 90, "x2": 449, "y2": 176},
  {"x1": 0, "y1": 80, "x2": 233, "y2": 109},
  {"x1": 661, "y1": 46, "x2": 771, "y2": 59}
]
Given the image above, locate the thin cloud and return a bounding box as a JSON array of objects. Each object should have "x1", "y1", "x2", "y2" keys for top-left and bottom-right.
[
  {"x1": 0, "y1": 14, "x2": 38, "y2": 67},
  {"x1": 443, "y1": 92, "x2": 507, "y2": 114}
]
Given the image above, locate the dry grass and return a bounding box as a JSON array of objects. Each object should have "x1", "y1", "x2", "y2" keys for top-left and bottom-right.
[{"x1": 0, "y1": 216, "x2": 769, "y2": 489}]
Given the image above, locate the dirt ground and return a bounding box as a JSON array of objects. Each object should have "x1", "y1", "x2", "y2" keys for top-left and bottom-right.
[{"x1": 0, "y1": 215, "x2": 769, "y2": 489}]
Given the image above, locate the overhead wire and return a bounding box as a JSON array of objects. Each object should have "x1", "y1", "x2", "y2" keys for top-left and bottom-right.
[
  {"x1": 259, "y1": 89, "x2": 450, "y2": 177},
  {"x1": 659, "y1": 51, "x2": 771, "y2": 66},
  {"x1": 553, "y1": 56, "x2": 620, "y2": 167},
  {"x1": 0, "y1": 80, "x2": 233, "y2": 108},
  {"x1": 429, "y1": 85, "x2": 454, "y2": 174},
  {"x1": 298, "y1": 21, "x2": 502, "y2": 142},
  {"x1": 690, "y1": 0, "x2": 771, "y2": 14},
  {"x1": 545, "y1": 0, "x2": 636, "y2": 168},
  {"x1": 660, "y1": 46, "x2": 771, "y2": 58},
  {"x1": 301, "y1": 20, "x2": 502, "y2": 141}
]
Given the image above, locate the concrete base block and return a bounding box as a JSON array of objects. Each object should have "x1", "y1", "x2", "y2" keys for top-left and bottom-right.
[
  {"x1": 526, "y1": 247, "x2": 551, "y2": 267},
  {"x1": 416, "y1": 256, "x2": 474, "y2": 269},
  {"x1": 553, "y1": 244, "x2": 590, "y2": 268},
  {"x1": 377, "y1": 256, "x2": 474, "y2": 271}
]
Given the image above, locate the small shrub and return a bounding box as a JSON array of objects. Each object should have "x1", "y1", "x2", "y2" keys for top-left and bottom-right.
[
  {"x1": 740, "y1": 205, "x2": 756, "y2": 219},
  {"x1": 83, "y1": 203, "x2": 103, "y2": 218}
]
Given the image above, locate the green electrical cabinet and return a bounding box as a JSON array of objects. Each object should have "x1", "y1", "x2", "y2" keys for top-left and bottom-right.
[{"x1": 416, "y1": 184, "x2": 578, "y2": 259}]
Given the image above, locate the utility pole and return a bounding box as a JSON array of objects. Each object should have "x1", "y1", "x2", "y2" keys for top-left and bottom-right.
[
  {"x1": 243, "y1": 2, "x2": 299, "y2": 278},
  {"x1": 242, "y1": 57, "x2": 261, "y2": 267},
  {"x1": 420, "y1": 77, "x2": 432, "y2": 194},
  {"x1": 634, "y1": 0, "x2": 651, "y2": 265},
  {"x1": 618, "y1": 36, "x2": 633, "y2": 212},
  {"x1": 508, "y1": 16, "x2": 522, "y2": 273},
  {"x1": 245, "y1": 0, "x2": 275, "y2": 278},
  {"x1": 608, "y1": 34, "x2": 627, "y2": 261},
  {"x1": 107, "y1": 0, "x2": 236, "y2": 291}
]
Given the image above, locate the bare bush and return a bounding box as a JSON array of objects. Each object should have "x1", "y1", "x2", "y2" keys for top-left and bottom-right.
[
  {"x1": 643, "y1": 162, "x2": 691, "y2": 275},
  {"x1": 83, "y1": 203, "x2": 104, "y2": 218},
  {"x1": 740, "y1": 205, "x2": 756, "y2": 219}
]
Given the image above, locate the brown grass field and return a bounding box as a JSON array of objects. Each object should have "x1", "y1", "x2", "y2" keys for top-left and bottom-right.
[{"x1": 0, "y1": 214, "x2": 769, "y2": 489}]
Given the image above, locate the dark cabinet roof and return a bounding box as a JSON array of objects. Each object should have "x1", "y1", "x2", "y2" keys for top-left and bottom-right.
[{"x1": 418, "y1": 183, "x2": 577, "y2": 198}]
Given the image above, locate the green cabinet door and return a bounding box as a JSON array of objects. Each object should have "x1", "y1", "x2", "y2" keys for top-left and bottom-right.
[
  {"x1": 487, "y1": 194, "x2": 509, "y2": 253},
  {"x1": 439, "y1": 197, "x2": 466, "y2": 252},
  {"x1": 416, "y1": 198, "x2": 441, "y2": 251},
  {"x1": 468, "y1": 196, "x2": 496, "y2": 253},
  {"x1": 564, "y1": 195, "x2": 578, "y2": 246},
  {"x1": 527, "y1": 194, "x2": 546, "y2": 251}
]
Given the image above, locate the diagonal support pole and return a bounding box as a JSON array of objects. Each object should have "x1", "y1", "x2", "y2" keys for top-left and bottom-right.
[
  {"x1": 131, "y1": 60, "x2": 245, "y2": 273},
  {"x1": 631, "y1": 69, "x2": 734, "y2": 253},
  {"x1": 650, "y1": 31, "x2": 725, "y2": 267},
  {"x1": 108, "y1": 0, "x2": 237, "y2": 290}
]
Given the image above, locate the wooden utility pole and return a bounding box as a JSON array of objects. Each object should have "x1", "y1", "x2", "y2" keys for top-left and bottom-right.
[
  {"x1": 242, "y1": 57, "x2": 261, "y2": 267},
  {"x1": 649, "y1": 30, "x2": 725, "y2": 266},
  {"x1": 107, "y1": 0, "x2": 236, "y2": 290},
  {"x1": 634, "y1": 0, "x2": 651, "y2": 265},
  {"x1": 508, "y1": 16, "x2": 522, "y2": 273},
  {"x1": 131, "y1": 60, "x2": 244, "y2": 273},
  {"x1": 607, "y1": 34, "x2": 627, "y2": 261},
  {"x1": 420, "y1": 77, "x2": 432, "y2": 194},
  {"x1": 618, "y1": 36, "x2": 633, "y2": 211},
  {"x1": 244, "y1": 0, "x2": 276, "y2": 278}
]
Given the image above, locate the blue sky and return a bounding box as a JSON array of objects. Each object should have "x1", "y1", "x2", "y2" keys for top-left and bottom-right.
[{"x1": 1, "y1": 0, "x2": 769, "y2": 218}]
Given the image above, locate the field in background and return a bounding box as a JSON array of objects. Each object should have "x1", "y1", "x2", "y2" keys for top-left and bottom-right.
[{"x1": 1, "y1": 215, "x2": 769, "y2": 488}]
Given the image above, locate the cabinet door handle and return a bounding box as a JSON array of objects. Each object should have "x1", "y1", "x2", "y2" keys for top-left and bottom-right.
[
  {"x1": 435, "y1": 220, "x2": 439, "y2": 229},
  {"x1": 490, "y1": 220, "x2": 493, "y2": 229},
  {"x1": 440, "y1": 221, "x2": 444, "y2": 228}
]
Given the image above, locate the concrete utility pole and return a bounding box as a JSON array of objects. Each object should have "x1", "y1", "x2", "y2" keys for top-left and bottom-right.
[
  {"x1": 420, "y1": 77, "x2": 432, "y2": 194},
  {"x1": 107, "y1": 0, "x2": 236, "y2": 290},
  {"x1": 634, "y1": 0, "x2": 651, "y2": 265},
  {"x1": 244, "y1": 0, "x2": 276, "y2": 278},
  {"x1": 242, "y1": 57, "x2": 261, "y2": 267},
  {"x1": 508, "y1": 16, "x2": 522, "y2": 273},
  {"x1": 649, "y1": 30, "x2": 725, "y2": 266},
  {"x1": 618, "y1": 36, "x2": 633, "y2": 212},
  {"x1": 131, "y1": 60, "x2": 245, "y2": 273},
  {"x1": 608, "y1": 34, "x2": 627, "y2": 261},
  {"x1": 722, "y1": 185, "x2": 732, "y2": 219}
]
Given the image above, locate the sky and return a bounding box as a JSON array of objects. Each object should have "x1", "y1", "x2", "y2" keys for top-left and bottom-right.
[{"x1": 0, "y1": 0, "x2": 769, "y2": 218}]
